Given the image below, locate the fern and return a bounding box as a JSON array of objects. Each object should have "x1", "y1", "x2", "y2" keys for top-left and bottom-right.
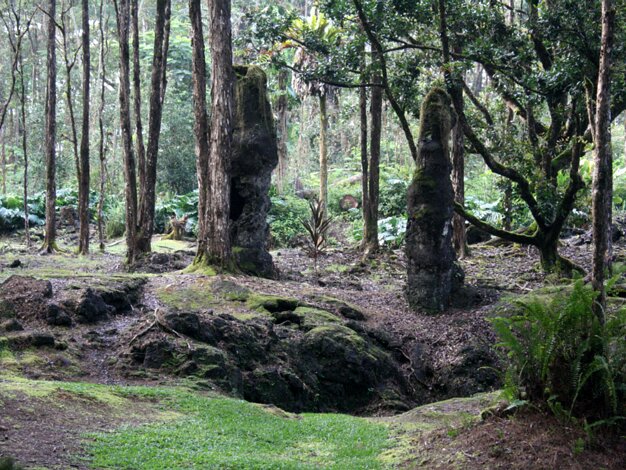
[{"x1": 491, "y1": 280, "x2": 626, "y2": 426}]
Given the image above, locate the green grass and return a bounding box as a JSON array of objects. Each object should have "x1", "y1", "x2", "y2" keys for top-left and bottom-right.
[{"x1": 88, "y1": 388, "x2": 392, "y2": 469}]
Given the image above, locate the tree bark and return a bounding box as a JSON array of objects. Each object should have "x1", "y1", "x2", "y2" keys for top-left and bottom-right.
[
  {"x1": 195, "y1": 0, "x2": 234, "y2": 269},
  {"x1": 591, "y1": 0, "x2": 616, "y2": 324},
  {"x1": 42, "y1": 0, "x2": 57, "y2": 253},
  {"x1": 319, "y1": 93, "x2": 329, "y2": 216},
  {"x1": 78, "y1": 0, "x2": 91, "y2": 255},
  {"x1": 189, "y1": 0, "x2": 210, "y2": 251},
  {"x1": 18, "y1": 47, "x2": 29, "y2": 247},
  {"x1": 451, "y1": 90, "x2": 467, "y2": 257},
  {"x1": 276, "y1": 69, "x2": 288, "y2": 193},
  {"x1": 131, "y1": 0, "x2": 146, "y2": 213},
  {"x1": 359, "y1": 45, "x2": 371, "y2": 253},
  {"x1": 364, "y1": 53, "x2": 382, "y2": 254},
  {"x1": 97, "y1": 0, "x2": 107, "y2": 251},
  {"x1": 136, "y1": 0, "x2": 171, "y2": 254},
  {"x1": 114, "y1": 0, "x2": 139, "y2": 264}
]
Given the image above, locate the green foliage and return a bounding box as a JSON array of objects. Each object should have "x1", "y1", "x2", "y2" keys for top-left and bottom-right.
[
  {"x1": 268, "y1": 191, "x2": 310, "y2": 247},
  {"x1": 0, "y1": 189, "x2": 100, "y2": 232},
  {"x1": 354, "y1": 216, "x2": 406, "y2": 248},
  {"x1": 104, "y1": 199, "x2": 126, "y2": 239},
  {"x1": 492, "y1": 281, "x2": 626, "y2": 424},
  {"x1": 378, "y1": 178, "x2": 409, "y2": 218},
  {"x1": 154, "y1": 191, "x2": 199, "y2": 235},
  {"x1": 301, "y1": 199, "x2": 333, "y2": 268}
]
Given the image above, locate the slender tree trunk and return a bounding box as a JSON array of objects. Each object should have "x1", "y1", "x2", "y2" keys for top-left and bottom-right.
[
  {"x1": 319, "y1": 93, "x2": 329, "y2": 216},
  {"x1": 42, "y1": 0, "x2": 57, "y2": 253},
  {"x1": 136, "y1": 0, "x2": 171, "y2": 254},
  {"x1": 591, "y1": 0, "x2": 616, "y2": 324},
  {"x1": 131, "y1": 0, "x2": 146, "y2": 214},
  {"x1": 276, "y1": 69, "x2": 288, "y2": 193},
  {"x1": 18, "y1": 50, "x2": 29, "y2": 247},
  {"x1": 78, "y1": 0, "x2": 91, "y2": 254},
  {"x1": 364, "y1": 57, "x2": 382, "y2": 254},
  {"x1": 59, "y1": 13, "x2": 81, "y2": 185},
  {"x1": 189, "y1": 0, "x2": 210, "y2": 253},
  {"x1": 114, "y1": 0, "x2": 139, "y2": 264},
  {"x1": 97, "y1": 0, "x2": 107, "y2": 251},
  {"x1": 196, "y1": 0, "x2": 234, "y2": 268},
  {"x1": 1, "y1": 134, "x2": 5, "y2": 196},
  {"x1": 359, "y1": 46, "x2": 371, "y2": 252},
  {"x1": 451, "y1": 92, "x2": 467, "y2": 257}
]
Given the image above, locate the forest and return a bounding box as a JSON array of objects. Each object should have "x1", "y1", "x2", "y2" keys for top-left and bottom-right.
[{"x1": 0, "y1": 0, "x2": 625, "y2": 468}]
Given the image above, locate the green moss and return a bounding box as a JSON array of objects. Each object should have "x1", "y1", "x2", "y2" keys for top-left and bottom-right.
[
  {"x1": 182, "y1": 262, "x2": 218, "y2": 276},
  {"x1": 292, "y1": 306, "x2": 340, "y2": 330},
  {"x1": 246, "y1": 293, "x2": 300, "y2": 315},
  {"x1": 157, "y1": 281, "x2": 215, "y2": 311},
  {"x1": 411, "y1": 168, "x2": 437, "y2": 191},
  {"x1": 324, "y1": 263, "x2": 349, "y2": 274},
  {"x1": 305, "y1": 325, "x2": 367, "y2": 350},
  {"x1": 212, "y1": 280, "x2": 251, "y2": 302},
  {"x1": 418, "y1": 87, "x2": 453, "y2": 147}
]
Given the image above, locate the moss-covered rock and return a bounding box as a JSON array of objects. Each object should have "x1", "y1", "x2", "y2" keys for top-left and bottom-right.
[
  {"x1": 299, "y1": 325, "x2": 400, "y2": 411},
  {"x1": 246, "y1": 293, "x2": 300, "y2": 315}
]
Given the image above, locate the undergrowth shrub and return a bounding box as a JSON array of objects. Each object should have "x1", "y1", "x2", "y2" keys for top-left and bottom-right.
[
  {"x1": 268, "y1": 191, "x2": 309, "y2": 248},
  {"x1": 154, "y1": 191, "x2": 199, "y2": 235},
  {"x1": 104, "y1": 199, "x2": 126, "y2": 239},
  {"x1": 492, "y1": 280, "x2": 626, "y2": 427}
]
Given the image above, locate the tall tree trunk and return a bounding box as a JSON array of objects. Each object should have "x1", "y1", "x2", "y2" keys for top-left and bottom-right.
[
  {"x1": 319, "y1": 93, "x2": 329, "y2": 216},
  {"x1": 18, "y1": 50, "x2": 29, "y2": 247},
  {"x1": 114, "y1": 0, "x2": 139, "y2": 264},
  {"x1": 131, "y1": 0, "x2": 146, "y2": 214},
  {"x1": 97, "y1": 0, "x2": 107, "y2": 251},
  {"x1": 136, "y1": 0, "x2": 171, "y2": 254},
  {"x1": 78, "y1": 0, "x2": 91, "y2": 255},
  {"x1": 591, "y1": 0, "x2": 616, "y2": 324},
  {"x1": 359, "y1": 45, "x2": 371, "y2": 253},
  {"x1": 189, "y1": 0, "x2": 210, "y2": 254},
  {"x1": 1, "y1": 134, "x2": 5, "y2": 196},
  {"x1": 58, "y1": 10, "x2": 80, "y2": 184},
  {"x1": 364, "y1": 55, "x2": 382, "y2": 254},
  {"x1": 451, "y1": 91, "x2": 467, "y2": 257},
  {"x1": 196, "y1": 0, "x2": 234, "y2": 269},
  {"x1": 42, "y1": 0, "x2": 57, "y2": 253},
  {"x1": 276, "y1": 69, "x2": 288, "y2": 193}
]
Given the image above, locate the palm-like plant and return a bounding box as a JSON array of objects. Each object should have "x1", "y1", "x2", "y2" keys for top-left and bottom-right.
[{"x1": 301, "y1": 198, "x2": 333, "y2": 274}]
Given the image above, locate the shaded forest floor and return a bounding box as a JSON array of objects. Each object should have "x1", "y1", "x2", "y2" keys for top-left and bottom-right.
[{"x1": 0, "y1": 227, "x2": 625, "y2": 468}]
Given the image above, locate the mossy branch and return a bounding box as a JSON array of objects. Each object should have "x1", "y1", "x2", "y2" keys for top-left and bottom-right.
[{"x1": 453, "y1": 202, "x2": 537, "y2": 245}]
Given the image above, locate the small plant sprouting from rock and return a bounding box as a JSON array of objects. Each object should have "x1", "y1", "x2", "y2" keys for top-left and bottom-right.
[{"x1": 301, "y1": 199, "x2": 333, "y2": 274}]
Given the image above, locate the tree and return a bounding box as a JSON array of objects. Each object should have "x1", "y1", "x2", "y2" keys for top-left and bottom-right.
[
  {"x1": 114, "y1": 0, "x2": 139, "y2": 264},
  {"x1": 361, "y1": 44, "x2": 382, "y2": 255},
  {"x1": 194, "y1": 0, "x2": 235, "y2": 269},
  {"x1": 591, "y1": 0, "x2": 616, "y2": 323},
  {"x1": 78, "y1": 0, "x2": 91, "y2": 255},
  {"x1": 350, "y1": 0, "x2": 626, "y2": 274},
  {"x1": 136, "y1": 0, "x2": 172, "y2": 253},
  {"x1": 96, "y1": 0, "x2": 108, "y2": 252},
  {"x1": 275, "y1": 68, "x2": 289, "y2": 193},
  {"x1": 189, "y1": 0, "x2": 209, "y2": 254},
  {"x1": 42, "y1": 0, "x2": 58, "y2": 253}
]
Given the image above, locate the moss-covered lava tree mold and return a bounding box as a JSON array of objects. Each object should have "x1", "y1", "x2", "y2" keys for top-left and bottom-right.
[{"x1": 406, "y1": 88, "x2": 464, "y2": 312}]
